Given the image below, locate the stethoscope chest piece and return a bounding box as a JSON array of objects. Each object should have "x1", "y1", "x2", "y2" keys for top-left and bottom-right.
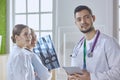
[{"x1": 87, "y1": 52, "x2": 93, "y2": 57}]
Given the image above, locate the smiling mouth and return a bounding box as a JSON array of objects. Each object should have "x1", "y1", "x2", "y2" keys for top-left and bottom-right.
[
  {"x1": 81, "y1": 22, "x2": 88, "y2": 25},
  {"x1": 81, "y1": 25, "x2": 88, "y2": 29}
]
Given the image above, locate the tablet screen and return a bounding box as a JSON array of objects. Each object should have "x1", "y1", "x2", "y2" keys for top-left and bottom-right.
[{"x1": 63, "y1": 67, "x2": 82, "y2": 75}]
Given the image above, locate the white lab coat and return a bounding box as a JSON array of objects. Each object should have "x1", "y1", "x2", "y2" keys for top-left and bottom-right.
[
  {"x1": 71, "y1": 32, "x2": 120, "y2": 80},
  {"x1": 29, "y1": 51, "x2": 52, "y2": 80},
  {"x1": 7, "y1": 45, "x2": 35, "y2": 80}
]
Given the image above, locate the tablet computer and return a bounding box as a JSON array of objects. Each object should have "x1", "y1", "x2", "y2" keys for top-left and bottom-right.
[{"x1": 63, "y1": 67, "x2": 82, "y2": 75}]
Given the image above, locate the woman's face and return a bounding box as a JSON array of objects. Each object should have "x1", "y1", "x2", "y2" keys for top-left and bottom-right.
[
  {"x1": 31, "y1": 32, "x2": 37, "y2": 47},
  {"x1": 16, "y1": 28, "x2": 32, "y2": 47}
]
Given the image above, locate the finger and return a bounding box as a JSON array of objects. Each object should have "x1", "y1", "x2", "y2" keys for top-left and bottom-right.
[
  {"x1": 81, "y1": 69, "x2": 88, "y2": 74},
  {"x1": 74, "y1": 73, "x2": 82, "y2": 76},
  {"x1": 68, "y1": 75, "x2": 77, "y2": 79}
]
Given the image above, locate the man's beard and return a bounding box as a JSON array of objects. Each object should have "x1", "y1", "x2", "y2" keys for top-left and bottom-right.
[{"x1": 81, "y1": 26, "x2": 94, "y2": 33}]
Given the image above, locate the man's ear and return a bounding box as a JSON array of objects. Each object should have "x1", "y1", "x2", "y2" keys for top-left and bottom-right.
[
  {"x1": 75, "y1": 21, "x2": 78, "y2": 29},
  {"x1": 75, "y1": 21, "x2": 77, "y2": 25},
  {"x1": 92, "y1": 15, "x2": 95, "y2": 22},
  {"x1": 75, "y1": 19, "x2": 78, "y2": 26}
]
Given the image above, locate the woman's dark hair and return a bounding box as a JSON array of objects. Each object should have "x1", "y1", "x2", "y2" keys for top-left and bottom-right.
[
  {"x1": 74, "y1": 5, "x2": 93, "y2": 17},
  {"x1": 11, "y1": 24, "x2": 28, "y2": 43}
]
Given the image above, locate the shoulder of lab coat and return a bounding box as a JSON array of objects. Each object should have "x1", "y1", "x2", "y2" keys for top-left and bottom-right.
[
  {"x1": 7, "y1": 45, "x2": 35, "y2": 80},
  {"x1": 90, "y1": 33, "x2": 120, "y2": 80}
]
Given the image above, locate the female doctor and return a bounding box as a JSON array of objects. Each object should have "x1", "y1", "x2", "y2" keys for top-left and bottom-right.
[
  {"x1": 68, "y1": 5, "x2": 120, "y2": 80},
  {"x1": 7, "y1": 24, "x2": 35, "y2": 80},
  {"x1": 25, "y1": 28, "x2": 52, "y2": 80}
]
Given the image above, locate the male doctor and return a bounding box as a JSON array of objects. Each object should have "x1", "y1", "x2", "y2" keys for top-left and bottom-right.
[{"x1": 68, "y1": 5, "x2": 120, "y2": 80}]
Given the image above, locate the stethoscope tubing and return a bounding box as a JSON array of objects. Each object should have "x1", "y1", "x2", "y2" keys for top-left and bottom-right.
[{"x1": 71, "y1": 30, "x2": 100, "y2": 58}]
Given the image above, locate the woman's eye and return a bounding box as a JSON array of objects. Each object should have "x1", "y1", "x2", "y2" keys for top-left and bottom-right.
[{"x1": 24, "y1": 33, "x2": 28, "y2": 36}]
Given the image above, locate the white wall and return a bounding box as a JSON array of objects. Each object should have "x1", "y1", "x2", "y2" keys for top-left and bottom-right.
[
  {"x1": 56, "y1": 0, "x2": 118, "y2": 38},
  {"x1": 3, "y1": 0, "x2": 118, "y2": 80},
  {"x1": 0, "y1": 55, "x2": 8, "y2": 80}
]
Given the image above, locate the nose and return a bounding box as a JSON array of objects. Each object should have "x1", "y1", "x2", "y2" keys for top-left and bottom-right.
[
  {"x1": 29, "y1": 35, "x2": 32, "y2": 40},
  {"x1": 81, "y1": 17, "x2": 86, "y2": 24}
]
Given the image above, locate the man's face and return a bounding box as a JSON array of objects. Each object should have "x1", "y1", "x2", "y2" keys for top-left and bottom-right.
[{"x1": 75, "y1": 9, "x2": 95, "y2": 33}]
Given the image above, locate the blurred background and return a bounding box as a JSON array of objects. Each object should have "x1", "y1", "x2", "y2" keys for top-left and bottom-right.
[{"x1": 0, "y1": 0, "x2": 120, "y2": 80}]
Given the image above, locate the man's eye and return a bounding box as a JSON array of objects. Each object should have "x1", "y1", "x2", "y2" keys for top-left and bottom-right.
[
  {"x1": 84, "y1": 15, "x2": 91, "y2": 19},
  {"x1": 86, "y1": 16, "x2": 90, "y2": 18},
  {"x1": 77, "y1": 18, "x2": 81, "y2": 21}
]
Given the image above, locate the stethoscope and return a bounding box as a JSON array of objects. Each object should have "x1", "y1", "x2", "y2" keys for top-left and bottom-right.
[{"x1": 71, "y1": 30, "x2": 100, "y2": 58}]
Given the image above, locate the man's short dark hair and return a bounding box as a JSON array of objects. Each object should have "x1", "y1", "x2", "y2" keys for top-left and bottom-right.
[{"x1": 74, "y1": 5, "x2": 93, "y2": 17}]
